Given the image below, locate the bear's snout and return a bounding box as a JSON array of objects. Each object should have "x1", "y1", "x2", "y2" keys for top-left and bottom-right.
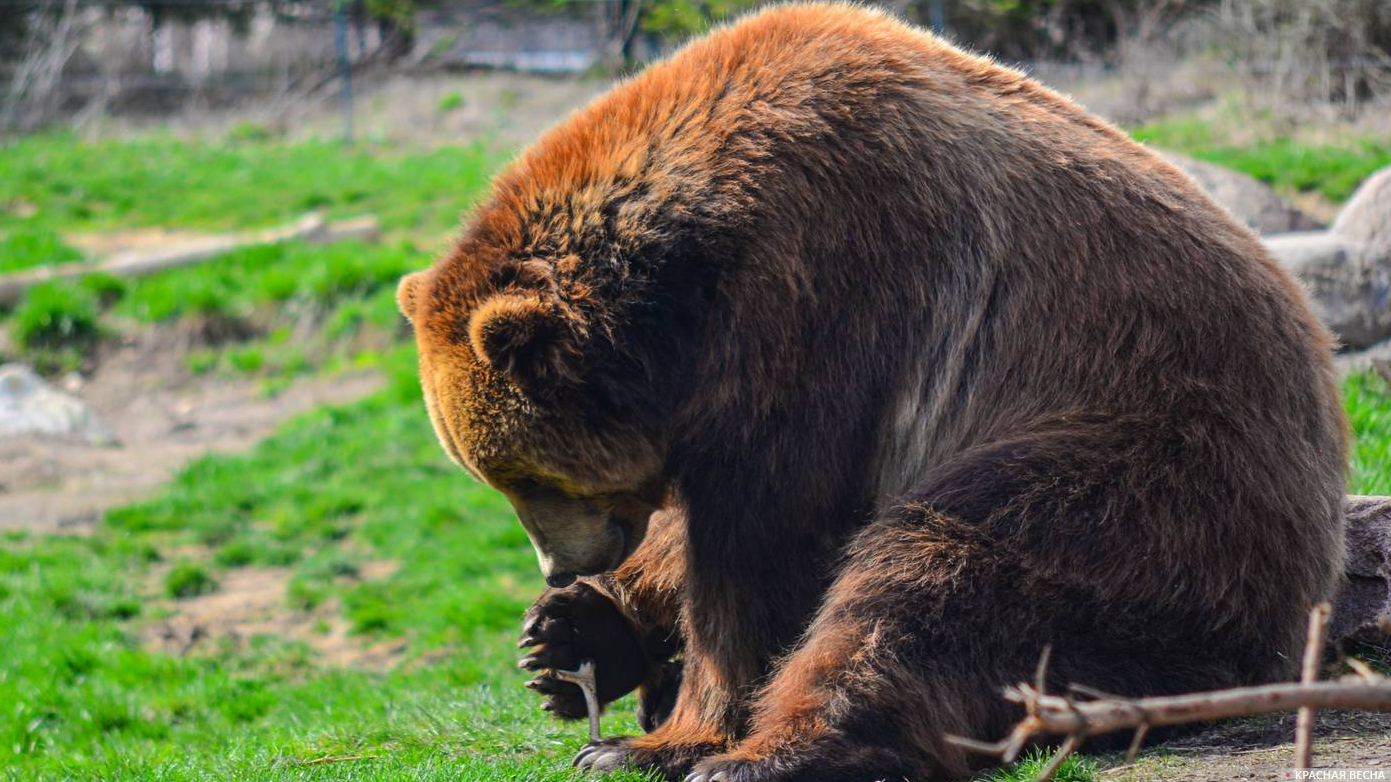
[{"x1": 515, "y1": 497, "x2": 648, "y2": 584}]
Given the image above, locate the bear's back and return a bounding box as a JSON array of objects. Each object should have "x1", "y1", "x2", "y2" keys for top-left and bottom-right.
[{"x1": 461, "y1": 3, "x2": 1345, "y2": 518}]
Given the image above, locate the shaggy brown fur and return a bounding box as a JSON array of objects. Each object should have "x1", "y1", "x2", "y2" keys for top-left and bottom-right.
[{"x1": 397, "y1": 4, "x2": 1348, "y2": 780}]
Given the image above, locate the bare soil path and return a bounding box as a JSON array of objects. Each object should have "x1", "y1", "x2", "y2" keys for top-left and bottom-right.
[{"x1": 1105, "y1": 712, "x2": 1391, "y2": 780}]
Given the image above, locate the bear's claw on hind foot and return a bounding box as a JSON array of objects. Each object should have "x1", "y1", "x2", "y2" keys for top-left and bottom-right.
[
  {"x1": 684, "y1": 762, "x2": 760, "y2": 782},
  {"x1": 574, "y1": 740, "x2": 631, "y2": 772},
  {"x1": 575, "y1": 737, "x2": 721, "y2": 777}
]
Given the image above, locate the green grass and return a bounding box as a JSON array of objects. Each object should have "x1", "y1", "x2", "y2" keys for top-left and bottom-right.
[
  {"x1": 0, "y1": 134, "x2": 499, "y2": 377},
  {"x1": 0, "y1": 350, "x2": 656, "y2": 782},
  {"x1": 10, "y1": 280, "x2": 101, "y2": 349},
  {"x1": 110, "y1": 239, "x2": 419, "y2": 324},
  {"x1": 165, "y1": 563, "x2": 217, "y2": 598},
  {"x1": 1131, "y1": 116, "x2": 1391, "y2": 202},
  {"x1": 0, "y1": 226, "x2": 83, "y2": 272},
  {"x1": 3, "y1": 352, "x2": 1384, "y2": 780},
  {"x1": 0, "y1": 133, "x2": 503, "y2": 245},
  {"x1": 438, "y1": 92, "x2": 466, "y2": 113},
  {"x1": 1346, "y1": 371, "x2": 1391, "y2": 495},
  {"x1": 2, "y1": 237, "x2": 423, "y2": 377},
  {"x1": 8, "y1": 279, "x2": 103, "y2": 372},
  {"x1": 0, "y1": 131, "x2": 1387, "y2": 782},
  {"x1": 983, "y1": 748, "x2": 1099, "y2": 782}
]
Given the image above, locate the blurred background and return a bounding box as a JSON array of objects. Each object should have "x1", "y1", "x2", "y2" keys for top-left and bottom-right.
[
  {"x1": 1, "y1": 2, "x2": 1389, "y2": 781},
  {"x1": 5, "y1": 0, "x2": 1391, "y2": 144}
]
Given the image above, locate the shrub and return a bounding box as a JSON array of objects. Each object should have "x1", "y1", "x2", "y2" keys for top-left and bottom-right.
[
  {"x1": 165, "y1": 563, "x2": 216, "y2": 598},
  {"x1": 227, "y1": 347, "x2": 264, "y2": 374},
  {"x1": 437, "y1": 91, "x2": 465, "y2": 113},
  {"x1": 186, "y1": 349, "x2": 218, "y2": 375},
  {"x1": 78, "y1": 273, "x2": 126, "y2": 306},
  {"x1": 10, "y1": 281, "x2": 100, "y2": 350}
]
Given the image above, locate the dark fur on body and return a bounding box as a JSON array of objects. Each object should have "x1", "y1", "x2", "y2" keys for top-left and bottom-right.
[{"x1": 398, "y1": 5, "x2": 1348, "y2": 780}]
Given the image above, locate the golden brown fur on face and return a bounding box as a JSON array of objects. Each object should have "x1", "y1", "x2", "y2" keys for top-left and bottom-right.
[
  {"x1": 402, "y1": 3, "x2": 1347, "y2": 780},
  {"x1": 397, "y1": 257, "x2": 668, "y2": 586}
]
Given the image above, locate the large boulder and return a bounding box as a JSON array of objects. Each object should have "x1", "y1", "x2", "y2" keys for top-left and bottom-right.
[
  {"x1": 1266, "y1": 232, "x2": 1391, "y2": 350},
  {"x1": 1334, "y1": 166, "x2": 1391, "y2": 251},
  {"x1": 1162, "y1": 152, "x2": 1323, "y2": 235},
  {"x1": 0, "y1": 363, "x2": 116, "y2": 445},
  {"x1": 1265, "y1": 165, "x2": 1391, "y2": 351}
]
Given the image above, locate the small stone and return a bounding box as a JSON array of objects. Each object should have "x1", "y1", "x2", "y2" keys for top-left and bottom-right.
[{"x1": 0, "y1": 363, "x2": 118, "y2": 445}]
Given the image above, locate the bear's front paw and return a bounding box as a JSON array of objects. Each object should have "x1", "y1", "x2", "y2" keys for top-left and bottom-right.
[{"x1": 518, "y1": 582, "x2": 649, "y2": 720}]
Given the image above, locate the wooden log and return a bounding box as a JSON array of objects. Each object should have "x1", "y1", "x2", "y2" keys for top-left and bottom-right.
[
  {"x1": 0, "y1": 213, "x2": 380, "y2": 307},
  {"x1": 1331, "y1": 495, "x2": 1391, "y2": 644}
]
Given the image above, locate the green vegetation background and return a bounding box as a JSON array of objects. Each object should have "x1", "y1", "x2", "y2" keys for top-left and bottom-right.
[{"x1": 0, "y1": 128, "x2": 1387, "y2": 781}]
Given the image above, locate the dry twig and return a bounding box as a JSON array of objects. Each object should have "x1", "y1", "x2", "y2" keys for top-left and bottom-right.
[
  {"x1": 1295, "y1": 602, "x2": 1332, "y2": 769},
  {"x1": 948, "y1": 606, "x2": 1391, "y2": 781}
]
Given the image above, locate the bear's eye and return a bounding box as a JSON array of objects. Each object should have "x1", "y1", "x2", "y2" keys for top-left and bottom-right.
[
  {"x1": 488, "y1": 260, "x2": 555, "y2": 293},
  {"x1": 488, "y1": 264, "x2": 522, "y2": 290}
]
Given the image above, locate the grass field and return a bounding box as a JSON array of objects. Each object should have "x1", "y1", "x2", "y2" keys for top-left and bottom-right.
[
  {"x1": 1, "y1": 130, "x2": 1388, "y2": 782},
  {"x1": 1130, "y1": 117, "x2": 1391, "y2": 203}
]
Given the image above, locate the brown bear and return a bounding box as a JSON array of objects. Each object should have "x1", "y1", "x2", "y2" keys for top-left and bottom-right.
[{"x1": 395, "y1": 4, "x2": 1348, "y2": 780}]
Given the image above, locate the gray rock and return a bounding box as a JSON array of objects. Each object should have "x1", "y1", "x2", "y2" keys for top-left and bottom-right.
[
  {"x1": 1265, "y1": 231, "x2": 1351, "y2": 273},
  {"x1": 0, "y1": 363, "x2": 117, "y2": 445},
  {"x1": 1265, "y1": 231, "x2": 1391, "y2": 350},
  {"x1": 1162, "y1": 151, "x2": 1323, "y2": 235},
  {"x1": 1333, "y1": 166, "x2": 1391, "y2": 252},
  {"x1": 1336, "y1": 337, "x2": 1391, "y2": 376},
  {"x1": 1262, "y1": 165, "x2": 1391, "y2": 350}
]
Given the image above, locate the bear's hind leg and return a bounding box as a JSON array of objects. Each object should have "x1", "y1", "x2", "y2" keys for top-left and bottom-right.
[
  {"x1": 686, "y1": 509, "x2": 1022, "y2": 782},
  {"x1": 687, "y1": 464, "x2": 1318, "y2": 782}
]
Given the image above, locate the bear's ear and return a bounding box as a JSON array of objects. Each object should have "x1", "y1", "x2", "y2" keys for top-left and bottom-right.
[
  {"x1": 397, "y1": 272, "x2": 426, "y2": 324},
  {"x1": 468, "y1": 294, "x2": 577, "y2": 387}
]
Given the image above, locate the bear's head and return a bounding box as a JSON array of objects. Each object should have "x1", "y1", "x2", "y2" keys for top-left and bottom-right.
[{"x1": 397, "y1": 240, "x2": 675, "y2": 588}]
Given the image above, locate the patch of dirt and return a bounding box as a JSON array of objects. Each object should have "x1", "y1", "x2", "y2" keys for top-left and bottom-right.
[
  {"x1": 1103, "y1": 712, "x2": 1391, "y2": 780},
  {"x1": 142, "y1": 563, "x2": 407, "y2": 670},
  {"x1": 0, "y1": 326, "x2": 383, "y2": 533}
]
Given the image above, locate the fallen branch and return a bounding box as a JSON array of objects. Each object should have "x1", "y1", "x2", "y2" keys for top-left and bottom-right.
[
  {"x1": 1331, "y1": 496, "x2": 1391, "y2": 644},
  {"x1": 949, "y1": 604, "x2": 1391, "y2": 781}
]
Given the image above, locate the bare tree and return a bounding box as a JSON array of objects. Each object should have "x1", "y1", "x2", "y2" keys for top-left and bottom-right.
[
  {"x1": 2, "y1": 0, "x2": 87, "y2": 133},
  {"x1": 1215, "y1": 0, "x2": 1391, "y2": 112}
]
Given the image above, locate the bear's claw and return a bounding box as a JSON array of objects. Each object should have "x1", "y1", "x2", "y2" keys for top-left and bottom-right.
[
  {"x1": 574, "y1": 740, "x2": 631, "y2": 772},
  {"x1": 686, "y1": 763, "x2": 756, "y2": 782}
]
